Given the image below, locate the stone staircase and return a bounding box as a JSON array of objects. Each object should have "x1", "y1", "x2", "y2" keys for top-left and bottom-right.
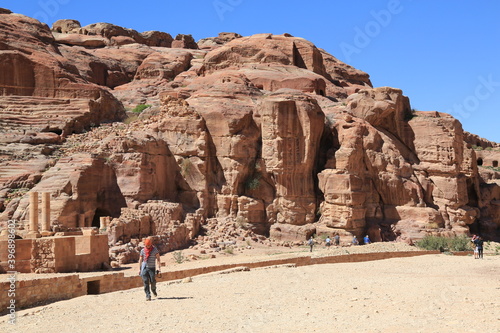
[
  {"x1": 0, "y1": 96, "x2": 91, "y2": 133},
  {"x1": 0, "y1": 159, "x2": 49, "y2": 190}
]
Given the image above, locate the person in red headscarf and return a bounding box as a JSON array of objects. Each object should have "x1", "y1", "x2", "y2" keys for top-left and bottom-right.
[{"x1": 138, "y1": 237, "x2": 161, "y2": 301}]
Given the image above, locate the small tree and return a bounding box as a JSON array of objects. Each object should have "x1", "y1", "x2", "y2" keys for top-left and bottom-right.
[
  {"x1": 132, "y1": 104, "x2": 151, "y2": 114},
  {"x1": 173, "y1": 250, "x2": 185, "y2": 264}
]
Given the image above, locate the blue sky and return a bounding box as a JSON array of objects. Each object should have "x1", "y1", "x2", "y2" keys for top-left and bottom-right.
[{"x1": 3, "y1": 0, "x2": 500, "y2": 142}]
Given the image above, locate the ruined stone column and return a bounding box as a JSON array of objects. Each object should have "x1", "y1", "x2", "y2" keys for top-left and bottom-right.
[
  {"x1": 41, "y1": 192, "x2": 54, "y2": 236},
  {"x1": 29, "y1": 192, "x2": 38, "y2": 231},
  {"x1": 27, "y1": 191, "x2": 41, "y2": 238},
  {"x1": 99, "y1": 216, "x2": 108, "y2": 233},
  {"x1": 41, "y1": 192, "x2": 50, "y2": 231}
]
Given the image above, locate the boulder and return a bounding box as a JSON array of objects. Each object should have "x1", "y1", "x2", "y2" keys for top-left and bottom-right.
[
  {"x1": 346, "y1": 87, "x2": 411, "y2": 143},
  {"x1": 198, "y1": 32, "x2": 242, "y2": 50},
  {"x1": 269, "y1": 223, "x2": 316, "y2": 241},
  {"x1": 53, "y1": 32, "x2": 108, "y2": 47},
  {"x1": 51, "y1": 19, "x2": 81, "y2": 33},
  {"x1": 172, "y1": 34, "x2": 198, "y2": 49},
  {"x1": 141, "y1": 30, "x2": 173, "y2": 47}
]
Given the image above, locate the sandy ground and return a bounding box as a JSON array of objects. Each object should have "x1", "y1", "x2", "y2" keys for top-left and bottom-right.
[
  {"x1": 1, "y1": 250, "x2": 499, "y2": 333},
  {"x1": 122, "y1": 240, "x2": 428, "y2": 275}
]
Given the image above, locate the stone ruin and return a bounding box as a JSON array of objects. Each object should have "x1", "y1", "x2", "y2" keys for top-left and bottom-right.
[
  {"x1": 0, "y1": 191, "x2": 108, "y2": 273},
  {"x1": 0, "y1": 188, "x2": 205, "y2": 271}
]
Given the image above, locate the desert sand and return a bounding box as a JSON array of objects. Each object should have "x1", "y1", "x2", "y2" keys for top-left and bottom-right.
[{"x1": 1, "y1": 244, "x2": 499, "y2": 333}]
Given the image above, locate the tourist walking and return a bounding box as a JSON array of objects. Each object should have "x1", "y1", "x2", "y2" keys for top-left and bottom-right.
[
  {"x1": 138, "y1": 237, "x2": 161, "y2": 301},
  {"x1": 334, "y1": 233, "x2": 340, "y2": 246},
  {"x1": 352, "y1": 235, "x2": 359, "y2": 245},
  {"x1": 308, "y1": 236, "x2": 314, "y2": 252},
  {"x1": 325, "y1": 236, "x2": 332, "y2": 247}
]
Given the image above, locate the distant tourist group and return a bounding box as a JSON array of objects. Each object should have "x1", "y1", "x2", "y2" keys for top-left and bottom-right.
[
  {"x1": 471, "y1": 235, "x2": 484, "y2": 259},
  {"x1": 309, "y1": 234, "x2": 371, "y2": 251}
]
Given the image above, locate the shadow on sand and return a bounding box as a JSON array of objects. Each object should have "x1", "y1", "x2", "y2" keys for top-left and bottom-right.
[{"x1": 155, "y1": 297, "x2": 193, "y2": 301}]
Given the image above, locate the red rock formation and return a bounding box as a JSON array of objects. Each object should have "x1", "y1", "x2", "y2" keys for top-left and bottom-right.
[
  {"x1": 258, "y1": 91, "x2": 324, "y2": 230},
  {"x1": 0, "y1": 10, "x2": 125, "y2": 137},
  {"x1": 140, "y1": 31, "x2": 173, "y2": 48},
  {"x1": 202, "y1": 34, "x2": 325, "y2": 76},
  {"x1": 51, "y1": 19, "x2": 81, "y2": 34},
  {"x1": 198, "y1": 32, "x2": 242, "y2": 50},
  {"x1": 172, "y1": 34, "x2": 198, "y2": 49},
  {"x1": 0, "y1": 9, "x2": 499, "y2": 246},
  {"x1": 184, "y1": 72, "x2": 261, "y2": 221}
]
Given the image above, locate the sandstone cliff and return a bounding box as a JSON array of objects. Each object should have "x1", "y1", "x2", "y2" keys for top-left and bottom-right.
[{"x1": 0, "y1": 8, "x2": 498, "y2": 248}]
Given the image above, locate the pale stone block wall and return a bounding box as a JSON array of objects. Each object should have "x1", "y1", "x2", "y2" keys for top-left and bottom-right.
[
  {"x1": 76, "y1": 235, "x2": 109, "y2": 272},
  {"x1": 0, "y1": 234, "x2": 110, "y2": 273},
  {"x1": 0, "y1": 239, "x2": 33, "y2": 273},
  {"x1": 53, "y1": 237, "x2": 76, "y2": 273},
  {"x1": 75, "y1": 235, "x2": 91, "y2": 254},
  {"x1": 0, "y1": 274, "x2": 84, "y2": 312}
]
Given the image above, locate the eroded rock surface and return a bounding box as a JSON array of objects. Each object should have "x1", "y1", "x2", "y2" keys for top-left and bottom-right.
[{"x1": 0, "y1": 9, "x2": 499, "y2": 249}]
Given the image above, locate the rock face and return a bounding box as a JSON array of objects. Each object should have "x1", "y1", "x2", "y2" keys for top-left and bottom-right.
[
  {"x1": 172, "y1": 34, "x2": 198, "y2": 49},
  {"x1": 0, "y1": 11, "x2": 125, "y2": 140},
  {"x1": 198, "y1": 32, "x2": 242, "y2": 50},
  {"x1": 0, "y1": 9, "x2": 499, "y2": 247},
  {"x1": 259, "y1": 92, "x2": 324, "y2": 229}
]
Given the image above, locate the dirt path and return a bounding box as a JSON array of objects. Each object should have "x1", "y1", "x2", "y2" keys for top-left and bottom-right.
[{"x1": 1, "y1": 254, "x2": 499, "y2": 333}]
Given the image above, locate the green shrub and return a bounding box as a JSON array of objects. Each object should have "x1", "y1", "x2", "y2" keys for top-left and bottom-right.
[
  {"x1": 173, "y1": 251, "x2": 185, "y2": 264},
  {"x1": 5, "y1": 188, "x2": 30, "y2": 203},
  {"x1": 245, "y1": 173, "x2": 261, "y2": 190},
  {"x1": 416, "y1": 235, "x2": 472, "y2": 252},
  {"x1": 482, "y1": 166, "x2": 500, "y2": 172},
  {"x1": 416, "y1": 235, "x2": 449, "y2": 251},
  {"x1": 448, "y1": 235, "x2": 471, "y2": 251},
  {"x1": 132, "y1": 104, "x2": 151, "y2": 114}
]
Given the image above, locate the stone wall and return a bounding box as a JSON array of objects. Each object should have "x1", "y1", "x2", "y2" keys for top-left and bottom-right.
[
  {"x1": 0, "y1": 239, "x2": 32, "y2": 274},
  {"x1": 107, "y1": 202, "x2": 202, "y2": 253},
  {"x1": 75, "y1": 235, "x2": 109, "y2": 272},
  {"x1": 0, "y1": 234, "x2": 109, "y2": 273}
]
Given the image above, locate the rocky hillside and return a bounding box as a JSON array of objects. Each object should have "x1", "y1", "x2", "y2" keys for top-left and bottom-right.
[{"x1": 0, "y1": 8, "x2": 499, "y2": 247}]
